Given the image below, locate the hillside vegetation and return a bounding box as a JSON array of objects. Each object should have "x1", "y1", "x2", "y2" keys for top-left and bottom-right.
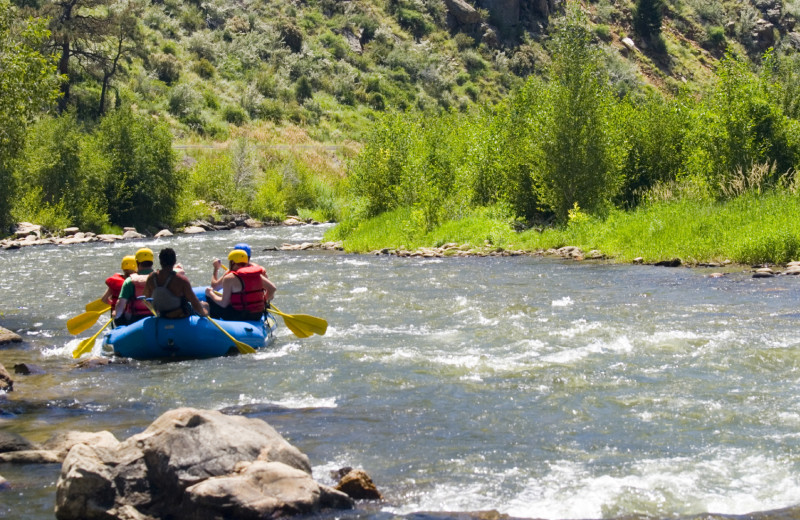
[{"x1": 3, "y1": 0, "x2": 800, "y2": 263}]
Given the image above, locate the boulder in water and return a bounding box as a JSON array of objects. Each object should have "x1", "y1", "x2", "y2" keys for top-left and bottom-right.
[{"x1": 54, "y1": 408, "x2": 353, "y2": 519}]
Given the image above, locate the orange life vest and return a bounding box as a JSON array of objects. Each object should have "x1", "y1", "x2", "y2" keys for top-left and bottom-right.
[{"x1": 230, "y1": 264, "x2": 266, "y2": 313}]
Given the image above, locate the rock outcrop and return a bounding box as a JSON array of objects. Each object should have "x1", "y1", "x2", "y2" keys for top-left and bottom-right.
[
  {"x1": 0, "y1": 326, "x2": 22, "y2": 346},
  {"x1": 54, "y1": 408, "x2": 354, "y2": 520},
  {"x1": 0, "y1": 363, "x2": 12, "y2": 392}
]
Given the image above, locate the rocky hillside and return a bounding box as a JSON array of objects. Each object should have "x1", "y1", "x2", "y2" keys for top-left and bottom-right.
[{"x1": 42, "y1": 0, "x2": 800, "y2": 142}]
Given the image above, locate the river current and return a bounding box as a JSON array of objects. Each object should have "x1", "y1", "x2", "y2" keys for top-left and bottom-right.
[{"x1": 1, "y1": 224, "x2": 800, "y2": 519}]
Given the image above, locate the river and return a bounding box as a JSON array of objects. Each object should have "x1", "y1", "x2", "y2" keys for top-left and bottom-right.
[{"x1": 1, "y1": 224, "x2": 800, "y2": 520}]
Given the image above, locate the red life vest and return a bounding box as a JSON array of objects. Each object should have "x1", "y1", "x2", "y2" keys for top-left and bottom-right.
[
  {"x1": 230, "y1": 264, "x2": 266, "y2": 313},
  {"x1": 105, "y1": 273, "x2": 125, "y2": 309},
  {"x1": 126, "y1": 273, "x2": 152, "y2": 317}
]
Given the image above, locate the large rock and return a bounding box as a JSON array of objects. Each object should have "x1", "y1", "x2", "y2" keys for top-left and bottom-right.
[
  {"x1": 444, "y1": 0, "x2": 482, "y2": 24},
  {"x1": 0, "y1": 363, "x2": 12, "y2": 392},
  {"x1": 0, "y1": 326, "x2": 22, "y2": 345},
  {"x1": 13, "y1": 222, "x2": 41, "y2": 239},
  {"x1": 0, "y1": 430, "x2": 119, "y2": 464},
  {"x1": 55, "y1": 408, "x2": 353, "y2": 520}
]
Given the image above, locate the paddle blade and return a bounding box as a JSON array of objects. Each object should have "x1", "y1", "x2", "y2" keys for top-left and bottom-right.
[
  {"x1": 67, "y1": 310, "x2": 104, "y2": 335},
  {"x1": 285, "y1": 313, "x2": 328, "y2": 336},
  {"x1": 72, "y1": 320, "x2": 112, "y2": 358},
  {"x1": 281, "y1": 317, "x2": 313, "y2": 338},
  {"x1": 270, "y1": 306, "x2": 327, "y2": 336},
  {"x1": 205, "y1": 316, "x2": 257, "y2": 354},
  {"x1": 85, "y1": 299, "x2": 111, "y2": 313}
]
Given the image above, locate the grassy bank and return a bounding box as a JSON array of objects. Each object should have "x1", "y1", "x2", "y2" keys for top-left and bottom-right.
[{"x1": 326, "y1": 191, "x2": 800, "y2": 265}]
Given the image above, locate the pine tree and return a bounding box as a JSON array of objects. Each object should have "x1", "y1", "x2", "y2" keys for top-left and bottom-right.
[{"x1": 633, "y1": 0, "x2": 664, "y2": 41}]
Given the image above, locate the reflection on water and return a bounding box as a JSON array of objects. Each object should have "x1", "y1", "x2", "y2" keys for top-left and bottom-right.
[{"x1": 2, "y1": 226, "x2": 800, "y2": 519}]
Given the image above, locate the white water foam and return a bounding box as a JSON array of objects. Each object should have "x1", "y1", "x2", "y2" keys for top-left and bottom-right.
[{"x1": 542, "y1": 336, "x2": 633, "y2": 365}]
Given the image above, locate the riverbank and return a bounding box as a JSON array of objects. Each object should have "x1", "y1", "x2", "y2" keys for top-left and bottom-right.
[
  {"x1": 0, "y1": 215, "x2": 320, "y2": 250},
  {"x1": 325, "y1": 192, "x2": 800, "y2": 268}
]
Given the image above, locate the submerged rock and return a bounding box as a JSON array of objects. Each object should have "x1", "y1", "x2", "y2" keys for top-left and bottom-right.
[
  {"x1": 54, "y1": 407, "x2": 353, "y2": 520},
  {"x1": 0, "y1": 431, "x2": 37, "y2": 453},
  {"x1": 335, "y1": 468, "x2": 383, "y2": 500}
]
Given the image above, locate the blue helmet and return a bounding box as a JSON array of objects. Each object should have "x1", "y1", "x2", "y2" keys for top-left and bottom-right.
[{"x1": 234, "y1": 242, "x2": 252, "y2": 260}]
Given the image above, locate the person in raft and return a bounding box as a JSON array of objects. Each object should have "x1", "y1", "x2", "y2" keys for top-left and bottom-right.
[
  {"x1": 114, "y1": 248, "x2": 155, "y2": 326},
  {"x1": 144, "y1": 248, "x2": 208, "y2": 319},
  {"x1": 205, "y1": 249, "x2": 276, "y2": 321},
  {"x1": 210, "y1": 242, "x2": 257, "y2": 291},
  {"x1": 100, "y1": 255, "x2": 137, "y2": 318}
]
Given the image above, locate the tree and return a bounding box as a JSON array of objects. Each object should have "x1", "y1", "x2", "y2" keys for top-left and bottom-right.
[
  {"x1": 43, "y1": 0, "x2": 142, "y2": 115},
  {"x1": 0, "y1": 0, "x2": 59, "y2": 231},
  {"x1": 536, "y1": 1, "x2": 624, "y2": 221},
  {"x1": 95, "y1": 0, "x2": 143, "y2": 115},
  {"x1": 633, "y1": 0, "x2": 664, "y2": 42},
  {"x1": 96, "y1": 107, "x2": 179, "y2": 228}
]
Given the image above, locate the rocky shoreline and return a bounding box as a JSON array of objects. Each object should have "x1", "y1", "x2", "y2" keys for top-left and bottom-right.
[
  {"x1": 0, "y1": 215, "x2": 322, "y2": 250},
  {"x1": 5, "y1": 218, "x2": 800, "y2": 279}
]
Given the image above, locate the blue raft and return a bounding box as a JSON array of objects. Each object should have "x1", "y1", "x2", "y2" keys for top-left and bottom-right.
[{"x1": 102, "y1": 287, "x2": 277, "y2": 360}]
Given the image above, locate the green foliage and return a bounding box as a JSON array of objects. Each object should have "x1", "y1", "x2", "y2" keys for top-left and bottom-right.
[
  {"x1": 192, "y1": 58, "x2": 216, "y2": 79},
  {"x1": 95, "y1": 106, "x2": 179, "y2": 228},
  {"x1": 537, "y1": 1, "x2": 625, "y2": 221},
  {"x1": 511, "y1": 190, "x2": 800, "y2": 264},
  {"x1": 617, "y1": 92, "x2": 689, "y2": 206},
  {"x1": 633, "y1": 0, "x2": 664, "y2": 41},
  {"x1": 14, "y1": 113, "x2": 110, "y2": 230},
  {"x1": 0, "y1": 0, "x2": 59, "y2": 231},
  {"x1": 682, "y1": 50, "x2": 799, "y2": 197},
  {"x1": 222, "y1": 104, "x2": 248, "y2": 125}
]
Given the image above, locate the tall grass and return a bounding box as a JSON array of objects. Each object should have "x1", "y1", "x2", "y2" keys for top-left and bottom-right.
[
  {"x1": 511, "y1": 191, "x2": 800, "y2": 264},
  {"x1": 329, "y1": 191, "x2": 800, "y2": 265}
]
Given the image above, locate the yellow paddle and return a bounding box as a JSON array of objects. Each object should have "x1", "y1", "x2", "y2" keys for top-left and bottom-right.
[
  {"x1": 270, "y1": 304, "x2": 328, "y2": 337},
  {"x1": 85, "y1": 299, "x2": 111, "y2": 313},
  {"x1": 210, "y1": 287, "x2": 321, "y2": 339},
  {"x1": 72, "y1": 319, "x2": 112, "y2": 358},
  {"x1": 67, "y1": 309, "x2": 110, "y2": 335},
  {"x1": 205, "y1": 316, "x2": 257, "y2": 354}
]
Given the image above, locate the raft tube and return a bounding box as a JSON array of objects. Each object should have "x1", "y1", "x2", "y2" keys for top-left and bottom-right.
[{"x1": 102, "y1": 287, "x2": 277, "y2": 360}]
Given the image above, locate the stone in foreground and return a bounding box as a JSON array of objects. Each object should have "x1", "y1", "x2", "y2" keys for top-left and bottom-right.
[{"x1": 55, "y1": 408, "x2": 353, "y2": 520}]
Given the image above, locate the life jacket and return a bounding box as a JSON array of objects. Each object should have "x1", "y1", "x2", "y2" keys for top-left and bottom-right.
[
  {"x1": 230, "y1": 264, "x2": 266, "y2": 313},
  {"x1": 151, "y1": 271, "x2": 185, "y2": 316},
  {"x1": 126, "y1": 273, "x2": 152, "y2": 317},
  {"x1": 105, "y1": 273, "x2": 125, "y2": 309}
]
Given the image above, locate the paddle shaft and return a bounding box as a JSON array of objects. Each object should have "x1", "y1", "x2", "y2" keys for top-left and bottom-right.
[{"x1": 73, "y1": 319, "x2": 112, "y2": 358}]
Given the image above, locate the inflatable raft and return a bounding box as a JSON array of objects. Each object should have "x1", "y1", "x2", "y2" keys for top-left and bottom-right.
[{"x1": 102, "y1": 287, "x2": 277, "y2": 360}]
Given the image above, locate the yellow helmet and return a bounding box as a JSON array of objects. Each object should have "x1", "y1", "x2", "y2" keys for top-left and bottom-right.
[
  {"x1": 135, "y1": 248, "x2": 154, "y2": 263},
  {"x1": 228, "y1": 249, "x2": 249, "y2": 264},
  {"x1": 121, "y1": 255, "x2": 137, "y2": 271}
]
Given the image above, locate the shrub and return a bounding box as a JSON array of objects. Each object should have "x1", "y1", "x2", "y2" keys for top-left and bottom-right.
[
  {"x1": 222, "y1": 104, "x2": 248, "y2": 125},
  {"x1": 705, "y1": 26, "x2": 726, "y2": 48},
  {"x1": 168, "y1": 83, "x2": 203, "y2": 118},
  {"x1": 95, "y1": 106, "x2": 179, "y2": 228},
  {"x1": 14, "y1": 113, "x2": 110, "y2": 230},
  {"x1": 462, "y1": 49, "x2": 488, "y2": 75},
  {"x1": 295, "y1": 76, "x2": 313, "y2": 101},
  {"x1": 192, "y1": 58, "x2": 216, "y2": 78},
  {"x1": 151, "y1": 52, "x2": 182, "y2": 84}
]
